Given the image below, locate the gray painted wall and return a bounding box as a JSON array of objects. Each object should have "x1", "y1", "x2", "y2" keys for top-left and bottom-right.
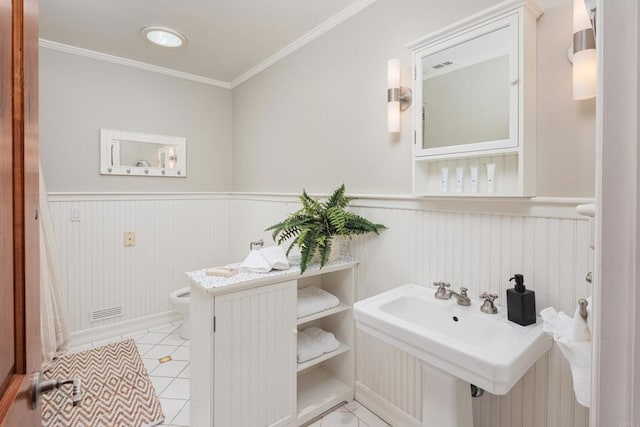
[
  {"x1": 231, "y1": 0, "x2": 595, "y2": 197},
  {"x1": 39, "y1": 48, "x2": 233, "y2": 192}
]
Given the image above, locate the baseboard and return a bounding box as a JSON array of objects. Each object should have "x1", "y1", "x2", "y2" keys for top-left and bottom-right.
[
  {"x1": 69, "y1": 310, "x2": 182, "y2": 346},
  {"x1": 355, "y1": 381, "x2": 422, "y2": 427}
]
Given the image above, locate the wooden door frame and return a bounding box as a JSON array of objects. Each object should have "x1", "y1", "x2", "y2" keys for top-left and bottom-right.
[{"x1": 0, "y1": 0, "x2": 40, "y2": 425}]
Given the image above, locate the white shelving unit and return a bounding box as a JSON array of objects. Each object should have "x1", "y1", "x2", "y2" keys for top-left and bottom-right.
[
  {"x1": 296, "y1": 268, "x2": 356, "y2": 425},
  {"x1": 188, "y1": 258, "x2": 358, "y2": 427}
]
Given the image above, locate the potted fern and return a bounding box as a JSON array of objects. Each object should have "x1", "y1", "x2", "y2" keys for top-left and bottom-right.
[{"x1": 266, "y1": 184, "x2": 386, "y2": 274}]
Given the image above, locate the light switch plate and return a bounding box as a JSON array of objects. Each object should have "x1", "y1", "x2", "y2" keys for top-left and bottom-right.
[{"x1": 124, "y1": 232, "x2": 136, "y2": 247}]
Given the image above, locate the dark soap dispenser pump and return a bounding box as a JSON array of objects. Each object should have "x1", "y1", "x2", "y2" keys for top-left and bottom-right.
[{"x1": 506, "y1": 274, "x2": 536, "y2": 326}]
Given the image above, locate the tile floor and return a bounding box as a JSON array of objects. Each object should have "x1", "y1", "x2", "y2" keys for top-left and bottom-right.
[{"x1": 67, "y1": 322, "x2": 390, "y2": 427}]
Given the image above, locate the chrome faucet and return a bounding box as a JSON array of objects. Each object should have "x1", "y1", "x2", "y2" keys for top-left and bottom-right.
[
  {"x1": 449, "y1": 287, "x2": 471, "y2": 306},
  {"x1": 433, "y1": 282, "x2": 471, "y2": 306}
]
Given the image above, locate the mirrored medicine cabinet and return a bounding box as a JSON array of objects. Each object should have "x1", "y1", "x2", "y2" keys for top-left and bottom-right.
[
  {"x1": 100, "y1": 129, "x2": 187, "y2": 177},
  {"x1": 408, "y1": 0, "x2": 542, "y2": 197}
]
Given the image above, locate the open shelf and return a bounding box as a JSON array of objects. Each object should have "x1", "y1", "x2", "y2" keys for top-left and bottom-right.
[
  {"x1": 297, "y1": 303, "x2": 351, "y2": 325},
  {"x1": 297, "y1": 367, "x2": 352, "y2": 426},
  {"x1": 297, "y1": 342, "x2": 351, "y2": 373}
]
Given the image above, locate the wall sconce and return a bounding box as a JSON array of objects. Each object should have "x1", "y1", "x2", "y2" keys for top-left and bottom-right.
[
  {"x1": 570, "y1": 0, "x2": 596, "y2": 100},
  {"x1": 387, "y1": 59, "x2": 412, "y2": 133}
]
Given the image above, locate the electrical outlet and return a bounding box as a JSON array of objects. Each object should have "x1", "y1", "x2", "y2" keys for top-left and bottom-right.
[
  {"x1": 124, "y1": 232, "x2": 136, "y2": 247},
  {"x1": 70, "y1": 207, "x2": 81, "y2": 222}
]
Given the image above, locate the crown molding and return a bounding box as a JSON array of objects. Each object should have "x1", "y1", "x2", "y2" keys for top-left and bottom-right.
[
  {"x1": 230, "y1": 0, "x2": 377, "y2": 88},
  {"x1": 39, "y1": 0, "x2": 376, "y2": 90},
  {"x1": 39, "y1": 39, "x2": 232, "y2": 89}
]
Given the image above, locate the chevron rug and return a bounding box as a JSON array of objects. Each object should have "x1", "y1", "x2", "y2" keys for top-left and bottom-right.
[{"x1": 41, "y1": 339, "x2": 164, "y2": 427}]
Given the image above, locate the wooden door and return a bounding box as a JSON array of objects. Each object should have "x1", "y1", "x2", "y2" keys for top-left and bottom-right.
[
  {"x1": 213, "y1": 281, "x2": 297, "y2": 427},
  {"x1": 0, "y1": 0, "x2": 41, "y2": 425}
]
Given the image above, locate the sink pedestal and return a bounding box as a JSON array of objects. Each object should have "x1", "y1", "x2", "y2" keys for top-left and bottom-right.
[{"x1": 421, "y1": 363, "x2": 473, "y2": 427}]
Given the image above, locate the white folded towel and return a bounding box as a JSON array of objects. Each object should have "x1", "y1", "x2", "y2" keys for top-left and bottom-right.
[
  {"x1": 297, "y1": 287, "x2": 340, "y2": 318},
  {"x1": 541, "y1": 299, "x2": 592, "y2": 407},
  {"x1": 297, "y1": 331, "x2": 324, "y2": 363},
  {"x1": 241, "y1": 246, "x2": 290, "y2": 273},
  {"x1": 259, "y1": 246, "x2": 289, "y2": 270},
  {"x1": 302, "y1": 327, "x2": 340, "y2": 354},
  {"x1": 240, "y1": 250, "x2": 272, "y2": 273}
]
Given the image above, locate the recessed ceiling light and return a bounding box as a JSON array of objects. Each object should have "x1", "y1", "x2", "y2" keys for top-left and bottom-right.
[{"x1": 141, "y1": 27, "x2": 187, "y2": 48}]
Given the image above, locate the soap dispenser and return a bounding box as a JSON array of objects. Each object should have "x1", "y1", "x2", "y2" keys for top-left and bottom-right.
[{"x1": 506, "y1": 274, "x2": 536, "y2": 326}]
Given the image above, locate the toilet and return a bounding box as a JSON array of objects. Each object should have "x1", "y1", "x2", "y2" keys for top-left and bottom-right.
[{"x1": 169, "y1": 287, "x2": 191, "y2": 339}]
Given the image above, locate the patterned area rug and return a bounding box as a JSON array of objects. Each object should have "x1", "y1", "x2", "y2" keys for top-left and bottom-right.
[{"x1": 42, "y1": 339, "x2": 164, "y2": 427}]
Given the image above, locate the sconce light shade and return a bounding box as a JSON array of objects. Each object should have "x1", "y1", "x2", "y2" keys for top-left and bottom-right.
[
  {"x1": 572, "y1": 0, "x2": 596, "y2": 100},
  {"x1": 388, "y1": 59, "x2": 401, "y2": 132},
  {"x1": 573, "y1": 49, "x2": 596, "y2": 100},
  {"x1": 387, "y1": 59, "x2": 412, "y2": 133}
]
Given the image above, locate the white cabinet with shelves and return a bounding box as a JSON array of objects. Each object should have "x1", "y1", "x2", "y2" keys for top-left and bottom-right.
[{"x1": 188, "y1": 258, "x2": 358, "y2": 427}]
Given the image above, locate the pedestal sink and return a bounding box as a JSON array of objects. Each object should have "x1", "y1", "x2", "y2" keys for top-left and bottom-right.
[{"x1": 354, "y1": 284, "x2": 552, "y2": 427}]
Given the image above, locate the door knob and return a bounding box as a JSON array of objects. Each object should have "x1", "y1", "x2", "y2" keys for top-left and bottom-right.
[{"x1": 31, "y1": 372, "x2": 82, "y2": 409}]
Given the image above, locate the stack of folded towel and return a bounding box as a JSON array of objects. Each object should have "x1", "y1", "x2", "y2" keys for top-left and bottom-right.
[
  {"x1": 297, "y1": 287, "x2": 340, "y2": 318},
  {"x1": 297, "y1": 327, "x2": 340, "y2": 363},
  {"x1": 241, "y1": 246, "x2": 290, "y2": 273}
]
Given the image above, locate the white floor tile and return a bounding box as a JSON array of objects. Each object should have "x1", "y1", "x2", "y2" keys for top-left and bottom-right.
[
  {"x1": 343, "y1": 400, "x2": 362, "y2": 412},
  {"x1": 145, "y1": 344, "x2": 180, "y2": 359},
  {"x1": 180, "y1": 339, "x2": 190, "y2": 347},
  {"x1": 160, "y1": 333, "x2": 186, "y2": 346},
  {"x1": 171, "y1": 400, "x2": 190, "y2": 426},
  {"x1": 135, "y1": 343, "x2": 154, "y2": 356},
  {"x1": 160, "y1": 378, "x2": 190, "y2": 400},
  {"x1": 152, "y1": 360, "x2": 189, "y2": 378},
  {"x1": 352, "y1": 405, "x2": 389, "y2": 427},
  {"x1": 149, "y1": 376, "x2": 173, "y2": 395},
  {"x1": 177, "y1": 364, "x2": 190, "y2": 379},
  {"x1": 136, "y1": 332, "x2": 170, "y2": 345},
  {"x1": 122, "y1": 329, "x2": 149, "y2": 340},
  {"x1": 142, "y1": 358, "x2": 161, "y2": 373},
  {"x1": 306, "y1": 420, "x2": 322, "y2": 427},
  {"x1": 150, "y1": 324, "x2": 180, "y2": 334},
  {"x1": 66, "y1": 343, "x2": 93, "y2": 354},
  {"x1": 159, "y1": 398, "x2": 187, "y2": 425},
  {"x1": 92, "y1": 336, "x2": 122, "y2": 347},
  {"x1": 170, "y1": 346, "x2": 189, "y2": 361},
  {"x1": 321, "y1": 411, "x2": 359, "y2": 427}
]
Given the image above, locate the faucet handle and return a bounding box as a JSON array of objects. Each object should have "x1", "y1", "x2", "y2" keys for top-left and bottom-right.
[
  {"x1": 433, "y1": 282, "x2": 450, "y2": 289},
  {"x1": 480, "y1": 292, "x2": 498, "y2": 302},
  {"x1": 459, "y1": 287, "x2": 468, "y2": 296},
  {"x1": 479, "y1": 292, "x2": 498, "y2": 314}
]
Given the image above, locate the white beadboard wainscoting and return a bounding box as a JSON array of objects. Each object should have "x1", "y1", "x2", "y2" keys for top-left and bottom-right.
[
  {"x1": 49, "y1": 192, "x2": 592, "y2": 427},
  {"x1": 227, "y1": 194, "x2": 593, "y2": 427},
  {"x1": 47, "y1": 194, "x2": 231, "y2": 342}
]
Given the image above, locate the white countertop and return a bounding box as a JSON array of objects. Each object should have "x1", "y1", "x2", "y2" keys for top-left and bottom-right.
[{"x1": 186, "y1": 257, "x2": 359, "y2": 296}]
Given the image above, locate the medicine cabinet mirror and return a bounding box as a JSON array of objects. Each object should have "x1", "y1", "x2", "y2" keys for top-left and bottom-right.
[
  {"x1": 100, "y1": 129, "x2": 186, "y2": 177},
  {"x1": 412, "y1": 15, "x2": 518, "y2": 157}
]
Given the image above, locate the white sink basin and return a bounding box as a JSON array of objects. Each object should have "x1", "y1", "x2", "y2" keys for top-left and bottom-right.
[{"x1": 354, "y1": 283, "x2": 552, "y2": 395}]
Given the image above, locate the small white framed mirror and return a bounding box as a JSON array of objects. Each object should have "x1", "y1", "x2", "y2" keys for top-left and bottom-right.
[{"x1": 100, "y1": 129, "x2": 186, "y2": 177}]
